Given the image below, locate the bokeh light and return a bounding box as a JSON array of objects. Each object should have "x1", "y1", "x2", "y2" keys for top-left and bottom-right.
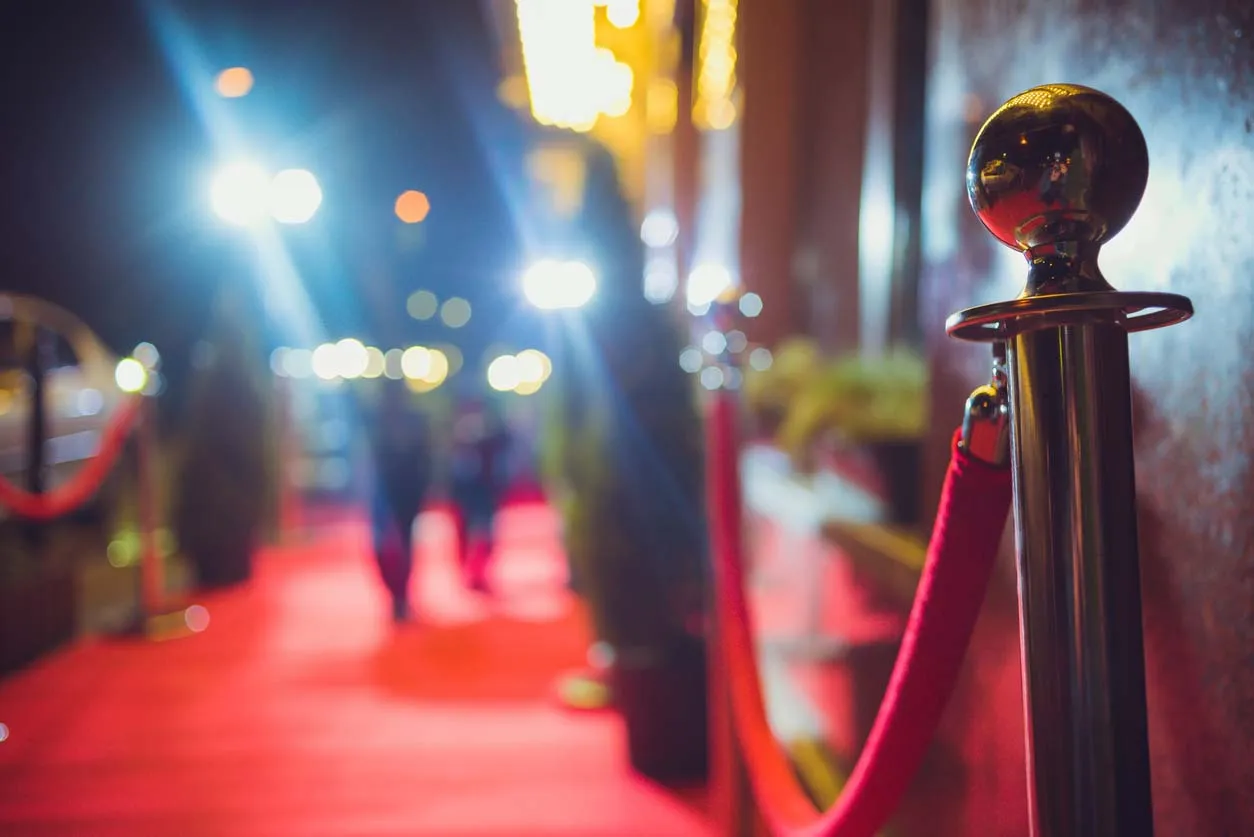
[
  {"x1": 644, "y1": 255, "x2": 679, "y2": 303},
  {"x1": 423, "y1": 348, "x2": 450, "y2": 385},
  {"x1": 679, "y1": 347, "x2": 703, "y2": 373},
  {"x1": 335, "y1": 338, "x2": 369, "y2": 379},
  {"x1": 395, "y1": 190, "x2": 431, "y2": 223},
  {"x1": 184, "y1": 605, "x2": 211, "y2": 633},
  {"x1": 606, "y1": 0, "x2": 640, "y2": 29},
  {"x1": 487, "y1": 354, "x2": 519, "y2": 392},
  {"x1": 440, "y1": 297, "x2": 472, "y2": 328},
  {"x1": 401, "y1": 347, "x2": 449, "y2": 391},
  {"x1": 700, "y1": 366, "x2": 725, "y2": 390},
  {"x1": 214, "y1": 67, "x2": 254, "y2": 98},
  {"x1": 311, "y1": 343, "x2": 340, "y2": 380},
  {"x1": 522, "y1": 260, "x2": 597, "y2": 310},
  {"x1": 270, "y1": 169, "x2": 323, "y2": 224},
  {"x1": 209, "y1": 162, "x2": 270, "y2": 226},
  {"x1": 114, "y1": 358, "x2": 148, "y2": 393},
  {"x1": 363, "y1": 346, "x2": 385, "y2": 379},
  {"x1": 406, "y1": 290, "x2": 438, "y2": 320},
  {"x1": 401, "y1": 346, "x2": 432, "y2": 380},
  {"x1": 438, "y1": 344, "x2": 464, "y2": 375},
  {"x1": 284, "y1": 348, "x2": 313, "y2": 379},
  {"x1": 701, "y1": 330, "x2": 728, "y2": 355},
  {"x1": 515, "y1": 349, "x2": 552, "y2": 385},
  {"x1": 132, "y1": 342, "x2": 161, "y2": 370},
  {"x1": 486, "y1": 349, "x2": 551, "y2": 394},
  {"x1": 641, "y1": 208, "x2": 679, "y2": 248},
  {"x1": 739, "y1": 291, "x2": 764, "y2": 318},
  {"x1": 687, "y1": 263, "x2": 733, "y2": 308},
  {"x1": 383, "y1": 348, "x2": 404, "y2": 380}
]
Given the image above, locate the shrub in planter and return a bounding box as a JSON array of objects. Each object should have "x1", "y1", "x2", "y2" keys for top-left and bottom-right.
[
  {"x1": 172, "y1": 290, "x2": 273, "y2": 590},
  {"x1": 530, "y1": 135, "x2": 710, "y2": 780},
  {"x1": 546, "y1": 294, "x2": 711, "y2": 783}
]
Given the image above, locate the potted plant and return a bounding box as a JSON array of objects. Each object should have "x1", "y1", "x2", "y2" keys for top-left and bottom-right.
[
  {"x1": 172, "y1": 289, "x2": 274, "y2": 590},
  {"x1": 545, "y1": 297, "x2": 710, "y2": 783}
]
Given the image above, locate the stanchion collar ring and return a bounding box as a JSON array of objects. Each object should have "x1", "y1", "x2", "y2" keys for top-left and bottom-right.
[{"x1": 946, "y1": 290, "x2": 1193, "y2": 342}]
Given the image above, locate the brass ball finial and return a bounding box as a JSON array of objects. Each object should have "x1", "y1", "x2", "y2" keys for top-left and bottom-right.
[
  {"x1": 966, "y1": 84, "x2": 1149, "y2": 257},
  {"x1": 948, "y1": 85, "x2": 1192, "y2": 342}
]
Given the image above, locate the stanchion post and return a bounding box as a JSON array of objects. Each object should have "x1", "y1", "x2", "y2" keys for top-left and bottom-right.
[
  {"x1": 703, "y1": 292, "x2": 760, "y2": 837},
  {"x1": 947, "y1": 85, "x2": 1193, "y2": 837},
  {"x1": 136, "y1": 395, "x2": 165, "y2": 620}
]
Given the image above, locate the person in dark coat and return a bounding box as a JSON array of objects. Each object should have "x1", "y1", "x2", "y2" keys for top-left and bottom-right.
[
  {"x1": 365, "y1": 380, "x2": 432, "y2": 622},
  {"x1": 448, "y1": 397, "x2": 511, "y2": 593}
]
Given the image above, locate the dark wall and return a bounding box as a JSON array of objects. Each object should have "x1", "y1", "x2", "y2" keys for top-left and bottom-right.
[{"x1": 918, "y1": 1, "x2": 1254, "y2": 834}]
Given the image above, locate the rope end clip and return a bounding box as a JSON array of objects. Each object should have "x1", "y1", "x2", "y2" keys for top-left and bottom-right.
[{"x1": 960, "y1": 341, "x2": 1010, "y2": 468}]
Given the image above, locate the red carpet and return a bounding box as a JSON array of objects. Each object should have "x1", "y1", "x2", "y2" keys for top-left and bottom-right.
[{"x1": 0, "y1": 504, "x2": 712, "y2": 837}]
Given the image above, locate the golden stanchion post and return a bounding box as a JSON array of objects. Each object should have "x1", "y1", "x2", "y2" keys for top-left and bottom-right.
[
  {"x1": 128, "y1": 365, "x2": 194, "y2": 641},
  {"x1": 136, "y1": 395, "x2": 166, "y2": 622},
  {"x1": 947, "y1": 85, "x2": 1193, "y2": 837}
]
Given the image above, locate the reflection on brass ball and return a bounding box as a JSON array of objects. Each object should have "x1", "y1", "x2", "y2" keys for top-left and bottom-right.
[{"x1": 966, "y1": 84, "x2": 1148, "y2": 254}]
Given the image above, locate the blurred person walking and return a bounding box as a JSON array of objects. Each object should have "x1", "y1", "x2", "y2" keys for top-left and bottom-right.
[
  {"x1": 449, "y1": 398, "x2": 512, "y2": 594},
  {"x1": 365, "y1": 380, "x2": 432, "y2": 622}
]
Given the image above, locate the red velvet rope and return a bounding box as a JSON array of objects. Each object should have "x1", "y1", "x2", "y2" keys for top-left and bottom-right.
[
  {"x1": 707, "y1": 391, "x2": 1012, "y2": 837},
  {"x1": 0, "y1": 394, "x2": 145, "y2": 521}
]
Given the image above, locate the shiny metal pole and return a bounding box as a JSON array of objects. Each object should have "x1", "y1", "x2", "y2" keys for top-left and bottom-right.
[{"x1": 947, "y1": 85, "x2": 1194, "y2": 837}]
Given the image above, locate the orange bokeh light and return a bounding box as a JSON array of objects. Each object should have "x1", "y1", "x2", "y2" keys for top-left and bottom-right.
[
  {"x1": 394, "y1": 190, "x2": 431, "y2": 224},
  {"x1": 215, "y1": 67, "x2": 254, "y2": 98}
]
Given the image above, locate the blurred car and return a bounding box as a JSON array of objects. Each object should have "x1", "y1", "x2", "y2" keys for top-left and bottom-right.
[{"x1": 0, "y1": 294, "x2": 126, "y2": 513}]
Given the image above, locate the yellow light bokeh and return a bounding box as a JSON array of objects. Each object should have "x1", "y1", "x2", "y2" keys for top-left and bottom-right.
[
  {"x1": 401, "y1": 346, "x2": 432, "y2": 380},
  {"x1": 485, "y1": 349, "x2": 552, "y2": 395},
  {"x1": 215, "y1": 67, "x2": 254, "y2": 98},
  {"x1": 514, "y1": 378, "x2": 543, "y2": 396},
  {"x1": 487, "y1": 355, "x2": 518, "y2": 392},
  {"x1": 363, "y1": 346, "x2": 385, "y2": 379},
  {"x1": 115, "y1": 358, "x2": 148, "y2": 393},
  {"x1": 514, "y1": 0, "x2": 635, "y2": 131},
  {"x1": 693, "y1": 0, "x2": 739, "y2": 131},
  {"x1": 395, "y1": 190, "x2": 431, "y2": 224},
  {"x1": 422, "y1": 348, "x2": 450, "y2": 385},
  {"x1": 404, "y1": 376, "x2": 440, "y2": 394},
  {"x1": 515, "y1": 349, "x2": 552, "y2": 384},
  {"x1": 497, "y1": 75, "x2": 531, "y2": 110},
  {"x1": 647, "y1": 79, "x2": 679, "y2": 134}
]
